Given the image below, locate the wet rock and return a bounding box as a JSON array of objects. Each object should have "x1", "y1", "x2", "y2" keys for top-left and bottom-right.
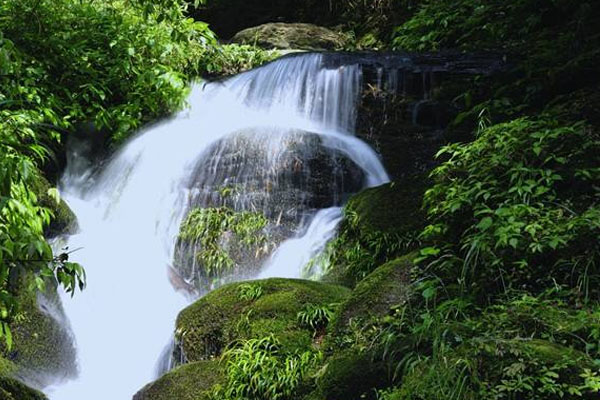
[{"x1": 186, "y1": 129, "x2": 365, "y2": 222}]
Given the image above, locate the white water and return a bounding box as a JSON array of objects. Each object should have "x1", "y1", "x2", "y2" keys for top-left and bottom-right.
[{"x1": 47, "y1": 53, "x2": 388, "y2": 400}]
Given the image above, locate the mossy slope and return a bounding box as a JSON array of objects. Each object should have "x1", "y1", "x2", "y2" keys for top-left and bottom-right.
[
  {"x1": 176, "y1": 278, "x2": 350, "y2": 362},
  {"x1": 323, "y1": 176, "x2": 427, "y2": 287},
  {"x1": 133, "y1": 361, "x2": 223, "y2": 400}
]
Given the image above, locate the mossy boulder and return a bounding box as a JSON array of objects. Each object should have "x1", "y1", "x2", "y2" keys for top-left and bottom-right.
[
  {"x1": 1, "y1": 275, "x2": 77, "y2": 389},
  {"x1": 312, "y1": 349, "x2": 389, "y2": 400},
  {"x1": 174, "y1": 278, "x2": 350, "y2": 363},
  {"x1": 30, "y1": 172, "x2": 77, "y2": 238},
  {"x1": 231, "y1": 23, "x2": 347, "y2": 51},
  {"x1": 0, "y1": 375, "x2": 48, "y2": 400},
  {"x1": 330, "y1": 254, "x2": 414, "y2": 339},
  {"x1": 323, "y1": 176, "x2": 427, "y2": 287},
  {"x1": 133, "y1": 360, "x2": 223, "y2": 400}
]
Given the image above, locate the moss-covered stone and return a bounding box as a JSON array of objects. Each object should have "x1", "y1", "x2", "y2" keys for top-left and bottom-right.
[
  {"x1": 29, "y1": 171, "x2": 77, "y2": 238},
  {"x1": 175, "y1": 278, "x2": 350, "y2": 363},
  {"x1": 1, "y1": 275, "x2": 77, "y2": 388},
  {"x1": 231, "y1": 23, "x2": 347, "y2": 51},
  {"x1": 330, "y1": 254, "x2": 414, "y2": 339},
  {"x1": 0, "y1": 375, "x2": 48, "y2": 400},
  {"x1": 314, "y1": 349, "x2": 389, "y2": 400},
  {"x1": 133, "y1": 361, "x2": 223, "y2": 400},
  {"x1": 322, "y1": 176, "x2": 427, "y2": 287}
]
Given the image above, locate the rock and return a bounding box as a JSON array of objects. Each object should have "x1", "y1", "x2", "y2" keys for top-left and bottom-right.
[
  {"x1": 313, "y1": 349, "x2": 389, "y2": 400},
  {"x1": 174, "y1": 278, "x2": 350, "y2": 364},
  {"x1": 30, "y1": 171, "x2": 77, "y2": 238},
  {"x1": 1, "y1": 274, "x2": 77, "y2": 389},
  {"x1": 172, "y1": 207, "x2": 276, "y2": 294},
  {"x1": 0, "y1": 375, "x2": 48, "y2": 400},
  {"x1": 322, "y1": 176, "x2": 427, "y2": 287},
  {"x1": 231, "y1": 23, "x2": 347, "y2": 51},
  {"x1": 330, "y1": 254, "x2": 414, "y2": 337},
  {"x1": 133, "y1": 361, "x2": 223, "y2": 400},
  {"x1": 191, "y1": 1, "x2": 336, "y2": 39},
  {"x1": 187, "y1": 129, "x2": 365, "y2": 223}
]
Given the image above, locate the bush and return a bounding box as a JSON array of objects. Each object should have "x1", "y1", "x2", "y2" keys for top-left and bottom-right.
[{"x1": 420, "y1": 116, "x2": 600, "y2": 299}]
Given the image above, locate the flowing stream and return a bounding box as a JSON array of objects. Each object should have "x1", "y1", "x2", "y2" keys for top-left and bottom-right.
[{"x1": 46, "y1": 53, "x2": 389, "y2": 399}]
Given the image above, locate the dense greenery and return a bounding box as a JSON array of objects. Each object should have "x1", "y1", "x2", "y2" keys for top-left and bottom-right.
[{"x1": 210, "y1": 336, "x2": 320, "y2": 400}]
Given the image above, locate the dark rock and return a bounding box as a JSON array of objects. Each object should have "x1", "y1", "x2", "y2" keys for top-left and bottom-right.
[
  {"x1": 2, "y1": 275, "x2": 77, "y2": 390},
  {"x1": 185, "y1": 129, "x2": 364, "y2": 223},
  {"x1": 314, "y1": 350, "x2": 389, "y2": 400},
  {"x1": 330, "y1": 254, "x2": 415, "y2": 337}
]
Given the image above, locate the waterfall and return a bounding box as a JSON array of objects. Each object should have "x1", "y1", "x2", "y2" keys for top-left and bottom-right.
[{"x1": 46, "y1": 53, "x2": 389, "y2": 399}]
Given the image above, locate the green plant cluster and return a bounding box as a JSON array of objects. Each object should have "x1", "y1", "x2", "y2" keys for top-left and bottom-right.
[
  {"x1": 297, "y1": 303, "x2": 335, "y2": 335},
  {"x1": 370, "y1": 289, "x2": 600, "y2": 400},
  {"x1": 178, "y1": 207, "x2": 268, "y2": 278},
  {"x1": 210, "y1": 335, "x2": 320, "y2": 400},
  {"x1": 421, "y1": 116, "x2": 600, "y2": 299},
  {"x1": 237, "y1": 283, "x2": 263, "y2": 301}
]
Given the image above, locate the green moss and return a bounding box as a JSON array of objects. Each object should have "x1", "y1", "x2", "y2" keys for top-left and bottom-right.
[
  {"x1": 330, "y1": 254, "x2": 415, "y2": 342},
  {"x1": 1, "y1": 274, "x2": 76, "y2": 387},
  {"x1": 175, "y1": 278, "x2": 350, "y2": 362},
  {"x1": 133, "y1": 361, "x2": 223, "y2": 400},
  {"x1": 29, "y1": 171, "x2": 77, "y2": 238},
  {"x1": 322, "y1": 175, "x2": 427, "y2": 287},
  {"x1": 0, "y1": 375, "x2": 48, "y2": 400},
  {"x1": 315, "y1": 349, "x2": 389, "y2": 400}
]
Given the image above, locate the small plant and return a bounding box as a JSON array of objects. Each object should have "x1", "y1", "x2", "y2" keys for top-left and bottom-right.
[
  {"x1": 210, "y1": 335, "x2": 320, "y2": 400},
  {"x1": 297, "y1": 303, "x2": 335, "y2": 334},
  {"x1": 238, "y1": 283, "x2": 263, "y2": 301},
  {"x1": 178, "y1": 207, "x2": 268, "y2": 277}
]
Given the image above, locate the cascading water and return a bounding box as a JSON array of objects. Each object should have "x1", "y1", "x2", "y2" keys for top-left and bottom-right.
[{"x1": 46, "y1": 53, "x2": 389, "y2": 399}]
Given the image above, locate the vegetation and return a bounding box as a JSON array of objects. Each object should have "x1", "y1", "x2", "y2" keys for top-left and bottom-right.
[
  {"x1": 174, "y1": 278, "x2": 350, "y2": 363},
  {"x1": 177, "y1": 207, "x2": 268, "y2": 278},
  {"x1": 210, "y1": 336, "x2": 320, "y2": 400}
]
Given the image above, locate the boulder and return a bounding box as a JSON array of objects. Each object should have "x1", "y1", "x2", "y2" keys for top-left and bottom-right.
[
  {"x1": 1, "y1": 275, "x2": 77, "y2": 389},
  {"x1": 190, "y1": 0, "x2": 336, "y2": 39},
  {"x1": 313, "y1": 350, "x2": 389, "y2": 400},
  {"x1": 0, "y1": 375, "x2": 48, "y2": 400},
  {"x1": 174, "y1": 278, "x2": 350, "y2": 364},
  {"x1": 322, "y1": 176, "x2": 427, "y2": 287},
  {"x1": 330, "y1": 254, "x2": 414, "y2": 337},
  {"x1": 231, "y1": 23, "x2": 347, "y2": 51},
  {"x1": 133, "y1": 361, "x2": 223, "y2": 400}
]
